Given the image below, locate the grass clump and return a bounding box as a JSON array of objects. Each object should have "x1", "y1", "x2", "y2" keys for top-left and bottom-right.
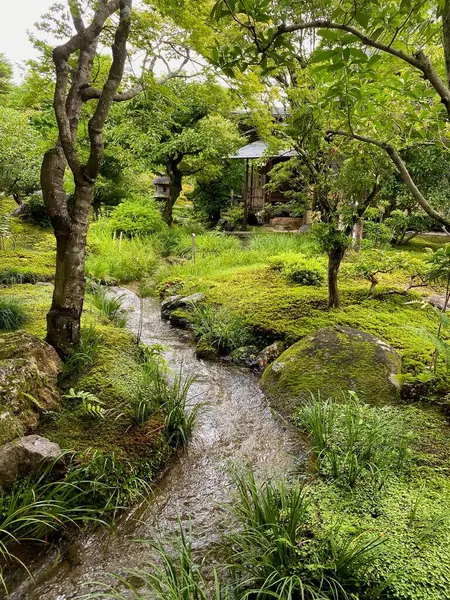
[
  {"x1": 86, "y1": 221, "x2": 159, "y2": 283},
  {"x1": 0, "y1": 297, "x2": 27, "y2": 331},
  {"x1": 191, "y1": 304, "x2": 256, "y2": 354},
  {"x1": 87, "y1": 284, "x2": 128, "y2": 327},
  {"x1": 129, "y1": 358, "x2": 200, "y2": 447},
  {"x1": 294, "y1": 393, "x2": 411, "y2": 488}
]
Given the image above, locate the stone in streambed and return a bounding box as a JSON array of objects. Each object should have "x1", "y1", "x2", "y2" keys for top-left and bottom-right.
[
  {"x1": 161, "y1": 293, "x2": 205, "y2": 320},
  {"x1": 231, "y1": 345, "x2": 259, "y2": 367},
  {"x1": 195, "y1": 339, "x2": 220, "y2": 361},
  {"x1": 250, "y1": 341, "x2": 285, "y2": 373},
  {"x1": 169, "y1": 308, "x2": 193, "y2": 329}
]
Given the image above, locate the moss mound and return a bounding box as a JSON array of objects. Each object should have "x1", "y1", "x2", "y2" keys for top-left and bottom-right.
[{"x1": 261, "y1": 325, "x2": 401, "y2": 414}]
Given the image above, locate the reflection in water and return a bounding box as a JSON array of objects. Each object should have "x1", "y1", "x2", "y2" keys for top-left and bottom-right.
[{"x1": 8, "y1": 289, "x2": 304, "y2": 600}]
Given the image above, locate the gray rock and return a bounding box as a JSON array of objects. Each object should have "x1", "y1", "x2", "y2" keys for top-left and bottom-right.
[
  {"x1": 261, "y1": 326, "x2": 401, "y2": 415},
  {"x1": 0, "y1": 332, "x2": 62, "y2": 444},
  {"x1": 161, "y1": 293, "x2": 206, "y2": 320},
  {"x1": 0, "y1": 435, "x2": 63, "y2": 487}
]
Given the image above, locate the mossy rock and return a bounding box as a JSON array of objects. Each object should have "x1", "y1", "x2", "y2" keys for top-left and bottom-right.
[
  {"x1": 261, "y1": 326, "x2": 401, "y2": 415},
  {"x1": 0, "y1": 331, "x2": 62, "y2": 444},
  {"x1": 168, "y1": 308, "x2": 193, "y2": 329},
  {"x1": 195, "y1": 338, "x2": 219, "y2": 361},
  {"x1": 230, "y1": 345, "x2": 259, "y2": 367}
]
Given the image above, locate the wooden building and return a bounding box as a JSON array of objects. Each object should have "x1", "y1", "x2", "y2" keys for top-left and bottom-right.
[{"x1": 230, "y1": 140, "x2": 300, "y2": 224}]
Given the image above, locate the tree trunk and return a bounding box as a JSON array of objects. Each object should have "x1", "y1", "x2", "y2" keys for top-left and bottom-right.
[
  {"x1": 46, "y1": 183, "x2": 93, "y2": 355},
  {"x1": 327, "y1": 245, "x2": 346, "y2": 309},
  {"x1": 353, "y1": 218, "x2": 364, "y2": 253},
  {"x1": 163, "y1": 164, "x2": 182, "y2": 226}
]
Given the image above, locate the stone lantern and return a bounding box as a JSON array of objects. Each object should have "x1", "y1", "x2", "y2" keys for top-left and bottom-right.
[{"x1": 153, "y1": 176, "x2": 171, "y2": 200}]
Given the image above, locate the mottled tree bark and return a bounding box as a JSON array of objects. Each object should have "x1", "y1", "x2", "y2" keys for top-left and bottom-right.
[
  {"x1": 42, "y1": 0, "x2": 135, "y2": 356},
  {"x1": 327, "y1": 244, "x2": 346, "y2": 309}
]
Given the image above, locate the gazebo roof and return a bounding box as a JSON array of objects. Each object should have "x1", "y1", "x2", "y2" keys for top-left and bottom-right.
[{"x1": 229, "y1": 140, "x2": 298, "y2": 160}]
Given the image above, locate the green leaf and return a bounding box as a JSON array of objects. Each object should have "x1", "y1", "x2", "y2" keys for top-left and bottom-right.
[
  {"x1": 354, "y1": 11, "x2": 369, "y2": 28},
  {"x1": 310, "y1": 49, "x2": 338, "y2": 64}
]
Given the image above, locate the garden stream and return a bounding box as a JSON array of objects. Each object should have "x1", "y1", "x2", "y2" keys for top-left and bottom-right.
[{"x1": 8, "y1": 289, "x2": 303, "y2": 600}]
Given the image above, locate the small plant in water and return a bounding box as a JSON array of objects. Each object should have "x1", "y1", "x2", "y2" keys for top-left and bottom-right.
[
  {"x1": 191, "y1": 304, "x2": 254, "y2": 354},
  {"x1": 88, "y1": 284, "x2": 128, "y2": 327}
]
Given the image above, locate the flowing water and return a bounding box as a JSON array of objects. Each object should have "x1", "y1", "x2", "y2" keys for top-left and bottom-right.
[{"x1": 8, "y1": 289, "x2": 304, "y2": 599}]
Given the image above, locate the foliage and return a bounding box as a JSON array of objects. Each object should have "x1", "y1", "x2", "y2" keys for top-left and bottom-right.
[
  {"x1": 217, "y1": 206, "x2": 245, "y2": 231},
  {"x1": 109, "y1": 196, "x2": 166, "y2": 238},
  {"x1": 0, "y1": 108, "x2": 43, "y2": 196},
  {"x1": 294, "y1": 393, "x2": 411, "y2": 488},
  {"x1": 193, "y1": 160, "x2": 245, "y2": 225},
  {"x1": 63, "y1": 388, "x2": 106, "y2": 419},
  {"x1": 86, "y1": 221, "x2": 159, "y2": 283},
  {"x1": 410, "y1": 306, "x2": 450, "y2": 372},
  {"x1": 0, "y1": 53, "x2": 13, "y2": 97},
  {"x1": 0, "y1": 296, "x2": 27, "y2": 331},
  {"x1": 269, "y1": 253, "x2": 326, "y2": 286},
  {"x1": 350, "y1": 251, "x2": 407, "y2": 294},
  {"x1": 60, "y1": 324, "x2": 103, "y2": 383},
  {"x1": 83, "y1": 524, "x2": 230, "y2": 600},
  {"x1": 191, "y1": 304, "x2": 255, "y2": 354},
  {"x1": 129, "y1": 360, "x2": 199, "y2": 446},
  {"x1": 228, "y1": 470, "x2": 387, "y2": 599},
  {"x1": 363, "y1": 221, "x2": 393, "y2": 248},
  {"x1": 384, "y1": 210, "x2": 434, "y2": 245},
  {"x1": 24, "y1": 192, "x2": 52, "y2": 227},
  {"x1": 312, "y1": 222, "x2": 353, "y2": 256}
]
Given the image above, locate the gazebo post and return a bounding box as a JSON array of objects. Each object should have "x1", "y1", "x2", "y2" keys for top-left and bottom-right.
[{"x1": 243, "y1": 158, "x2": 249, "y2": 231}]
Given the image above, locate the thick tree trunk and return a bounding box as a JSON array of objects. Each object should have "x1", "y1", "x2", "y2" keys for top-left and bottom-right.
[
  {"x1": 46, "y1": 183, "x2": 93, "y2": 356},
  {"x1": 163, "y1": 165, "x2": 182, "y2": 226},
  {"x1": 327, "y1": 245, "x2": 346, "y2": 309}
]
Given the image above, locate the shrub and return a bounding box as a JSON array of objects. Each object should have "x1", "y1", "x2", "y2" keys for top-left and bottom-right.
[
  {"x1": 362, "y1": 221, "x2": 393, "y2": 248},
  {"x1": 191, "y1": 304, "x2": 255, "y2": 354},
  {"x1": 294, "y1": 393, "x2": 411, "y2": 488},
  {"x1": 269, "y1": 253, "x2": 326, "y2": 286},
  {"x1": 217, "y1": 206, "x2": 245, "y2": 231},
  {"x1": 25, "y1": 192, "x2": 52, "y2": 228},
  {"x1": 384, "y1": 210, "x2": 434, "y2": 245},
  {"x1": 0, "y1": 296, "x2": 27, "y2": 331},
  {"x1": 109, "y1": 196, "x2": 165, "y2": 237}
]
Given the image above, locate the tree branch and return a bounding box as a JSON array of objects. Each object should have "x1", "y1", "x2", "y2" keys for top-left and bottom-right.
[
  {"x1": 326, "y1": 129, "x2": 450, "y2": 227},
  {"x1": 85, "y1": 0, "x2": 132, "y2": 181},
  {"x1": 260, "y1": 19, "x2": 450, "y2": 115}
]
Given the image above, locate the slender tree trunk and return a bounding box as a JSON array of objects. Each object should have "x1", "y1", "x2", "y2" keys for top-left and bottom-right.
[
  {"x1": 327, "y1": 244, "x2": 346, "y2": 309},
  {"x1": 163, "y1": 164, "x2": 182, "y2": 226},
  {"x1": 353, "y1": 218, "x2": 364, "y2": 253},
  {"x1": 46, "y1": 183, "x2": 93, "y2": 355}
]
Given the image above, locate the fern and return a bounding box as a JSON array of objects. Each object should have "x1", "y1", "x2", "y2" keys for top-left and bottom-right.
[{"x1": 63, "y1": 388, "x2": 106, "y2": 419}]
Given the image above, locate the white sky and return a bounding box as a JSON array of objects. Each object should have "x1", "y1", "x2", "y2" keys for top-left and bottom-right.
[{"x1": 0, "y1": 0, "x2": 55, "y2": 82}]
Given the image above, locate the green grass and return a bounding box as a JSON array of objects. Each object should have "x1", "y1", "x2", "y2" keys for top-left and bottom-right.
[
  {"x1": 86, "y1": 221, "x2": 159, "y2": 283},
  {"x1": 0, "y1": 296, "x2": 27, "y2": 331}
]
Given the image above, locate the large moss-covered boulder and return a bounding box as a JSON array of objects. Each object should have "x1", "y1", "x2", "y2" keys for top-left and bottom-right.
[
  {"x1": 0, "y1": 332, "x2": 62, "y2": 444},
  {"x1": 261, "y1": 326, "x2": 401, "y2": 414}
]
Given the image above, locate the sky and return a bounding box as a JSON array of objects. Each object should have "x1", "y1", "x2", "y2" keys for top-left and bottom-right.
[{"x1": 0, "y1": 0, "x2": 55, "y2": 82}]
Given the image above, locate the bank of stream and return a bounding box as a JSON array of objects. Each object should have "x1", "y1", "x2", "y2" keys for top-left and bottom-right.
[{"x1": 8, "y1": 288, "x2": 304, "y2": 599}]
